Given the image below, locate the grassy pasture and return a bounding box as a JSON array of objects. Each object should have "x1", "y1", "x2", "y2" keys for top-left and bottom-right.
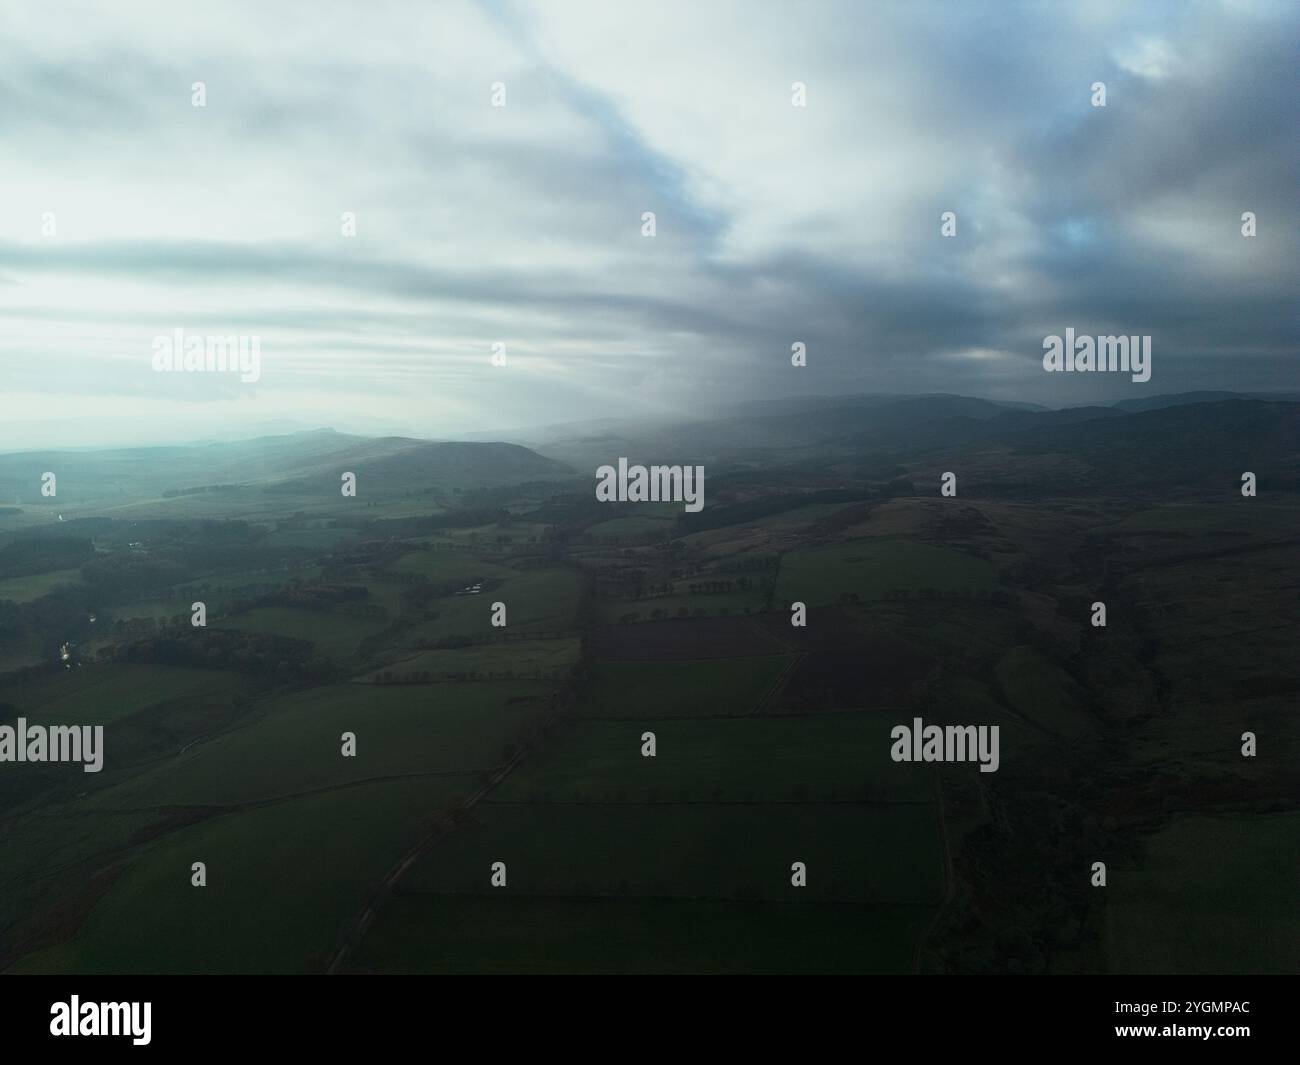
[
  {"x1": 398, "y1": 568, "x2": 584, "y2": 644},
  {"x1": 1105, "y1": 814, "x2": 1299, "y2": 974},
  {"x1": 403, "y1": 802, "x2": 944, "y2": 903},
  {"x1": 1114, "y1": 502, "x2": 1296, "y2": 536},
  {"x1": 574, "y1": 656, "x2": 793, "y2": 718},
  {"x1": 107, "y1": 599, "x2": 183, "y2": 621},
  {"x1": 387, "y1": 549, "x2": 516, "y2": 584},
  {"x1": 592, "y1": 616, "x2": 790, "y2": 660},
  {"x1": 0, "y1": 568, "x2": 84, "y2": 603},
  {"x1": 493, "y1": 712, "x2": 931, "y2": 803},
  {"x1": 351, "y1": 893, "x2": 933, "y2": 974},
  {"x1": 184, "y1": 565, "x2": 324, "y2": 590},
  {"x1": 0, "y1": 663, "x2": 260, "y2": 813},
  {"x1": 260, "y1": 525, "x2": 358, "y2": 550},
  {"x1": 677, "y1": 503, "x2": 857, "y2": 556},
  {"x1": 217, "y1": 605, "x2": 387, "y2": 659},
  {"x1": 7, "y1": 664, "x2": 253, "y2": 728},
  {"x1": 8, "y1": 777, "x2": 461, "y2": 974},
  {"x1": 598, "y1": 588, "x2": 768, "y2": 624},
  {"x1": 437, "y1": 521, "x2": 557, "y2": 543},
  {"x1": 86, "y1": 682, "x2": 547, "y2": 808},
  {"x1": 995, "y1": 646, "x2": 1095, "y2": 738},
  {"x1": 0, "y1": 807, "x2": 180, "y2": 947},
  {"x1": 776, "y1": 538, "x2": 996, "y2": 606},
  {"x1": 362, "y1": 637, "x2": 580, "y2": 683},
  {"x1": 584, "y1": 515, "x2": 674, "y2": 542}
]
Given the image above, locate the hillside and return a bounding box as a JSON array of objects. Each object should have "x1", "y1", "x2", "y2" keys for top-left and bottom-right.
[{"x1": 0, "y1": 432, "x2": 575, "y2": 518}]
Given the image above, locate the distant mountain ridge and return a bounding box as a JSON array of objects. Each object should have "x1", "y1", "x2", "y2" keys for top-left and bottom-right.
[
  {"x1": 525, "y1": 391, "x2": 1300, "y2": 469},
  {"x1": 1110, "y1": 390, "x2": 1300, "y2": 412},
  {"x1": 1, "y1": 392, "x2": 1294, "y2": 506},
  {"x1": 0, "y1": 432, "x2": 573, "y2": 507}
]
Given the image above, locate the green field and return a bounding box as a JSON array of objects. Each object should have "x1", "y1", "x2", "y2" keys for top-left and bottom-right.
[
  {"x1": 584, "y1": 515, "x2": 674, "y2": 541},
  {"x1": 1105, "y1": 814, "x2": 1300, "y2": 975},
  {"x1": 178, "y1": 564, "x2": 322, "y2": 597},
  {"x1": 493, "y1": 713, "x2": 931, "y2": 803},
  {"x1": 261, "y1": 524, "x2": 358, "y2": 550},
  {"x1": 388, "y1": 548, "x2": 516, "y2": 584},
  {"x1": 87, "y1": 682, "x2": 547, "y2": 808},
  {"x1": 398, "y1": 568, "x2": 584, "y2": 644},
  {"x1": 437, "y1": 521, "x2": 556, "y2": 543},
  {"x1": 599, "y1": 588, "x2": 768, "y2": 624},
  {"x1": 744, "y1": 502, "x2": 856, "y2": 530},
  {"x1": 351, "y1": 893, "x2": 933, "y2": 974},
  {"x1": 0, "y1": 663, "x2": 262, "y2": 815},
  {"x1": 776, "y1": 538, "x2": 997, "y2": 605},
  {"x1": 0, "y1": 806, "x2": 181, "y2": 941},
  {"x1": 1114, "y1": 503, "x2": 1297, "y2": 535},
  {"x1": 8, "y1": 777, "x2": 458, "y2": 974},
  {"x1": 7, "y1": 663, "x2": 254, "y2": 728},
  {"x1": 674, "y1": 505, "x2": 866, "y2": 563},
  {"x1": 0, "y1": 567, "x2": 85, "y2": 603},
  {"x1": 402, "y1": 802, "x2": 944, "y2": 903},
  {"x1": 362, "y1": 637, "x2": 580, "y2": 683},
  {"x1": 107, "y1": 599, "x2": 184, "y2": 622},
  {"x1": 575, "y1": 656, "x2": 793, "y2": 718},
  {"x1": 995, "y1": 646, "x2": 1095, "y2": 738},
  {"x1": 217, "y1": 605, "x2": 388, "y2": 659}
]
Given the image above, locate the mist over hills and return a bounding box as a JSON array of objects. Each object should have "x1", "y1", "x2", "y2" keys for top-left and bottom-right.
[
  {"x1": 1111, "y1": 391, "x2": 1300, "y2": 412},
  {"x1": 517, "y1": 391, "x2": 1300, "y2": 475},
  {"x1": 0, "y1": 431, "x2": 572, "y2": 513},
  {"x1": 0, "y1": 392, "x2": 1294, "y2": 520}
]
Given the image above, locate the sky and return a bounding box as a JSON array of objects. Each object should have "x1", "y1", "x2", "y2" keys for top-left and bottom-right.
[{"x1": 0, "y1": 0, "x2": 1295, "y2": 449}]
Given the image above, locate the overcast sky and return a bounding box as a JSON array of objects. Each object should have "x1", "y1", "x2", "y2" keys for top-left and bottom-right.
[{"x1": 0, "y1": 0, "x2": 1295, "y2": 448}]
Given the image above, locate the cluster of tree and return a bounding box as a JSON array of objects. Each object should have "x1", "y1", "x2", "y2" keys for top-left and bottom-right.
[
  {"x1": 116, "y1": 628, "x2": 335, "y2": 680},
  {"x1": 712, "y1": 555, "x2": 780, "y2": 575},
  {"x1": 338, "y1": 602, "x2": 387, "y2": 618},
  {"x1": 617, "y1": 581, "x2": 673, "y2": 600},
  {"x1": 929, "y1": 783, "x2": 1120, "y2": 974},
  {"x1": 333, "y1": 508, "x2": 513, "y2": 538},
  {"x1": 372, "y1": 666, "x2": 567, "y2": 684},
  {"x1": 881, "y1": 587, "x2": 1016, "y2": 605},
  {"x1": 501, "y1": 554, "x2": 558, "y2": 570},
  {"x1": 260, "y1": 583, "x2": 369, "y2": 611},
  {"x1": 673, "y1": 488, "x2": 865, "y2": 536},
  {"x1": 685, "y1": 577, "x2": 753, "y2": 594},
  {"x1": 161, "y1": 483, "x2": 243, "y2": 498},
  {"x1": 110, "y1": 614, "x2": 190, "y2": 635},
  {"x1": 410, "y1": 634, "x2": 472, "y2": 650},
  {"x1": 80, "y1": 554, "x2": 191, "y2": 598},
  {"x1": 582, "y1": 528, "x2": 672, "y2": 547},
  {"x1": 76, "y1": 523, "x2": 301, "y2": 601},
  {"x1": 321, "y1": 541, "x2": 406, "y2": 568},
  {"x1": 195, "y1": 577, "x2": 272, "y2": 602},
  {"x1": 24, "y1": 516, "x2": 113, "y2": 537},
  {"x1": 0, "y1": 536, "x2": 95, "y2": 578},
  {"x1": 605, "y1": 573, "x2": 773, "y2": 603},
  {"x1": 619, "y1": 604, "x2": 753, "y2": 623},
  {"x1": 525, "y1": 496, "x2": 610, "y2": 527},
  {"x1": 484, "y1": 629, "x2": 570, "y2": 642},
  {"x1": 0, "y1": 586, "x2": 94, "y2": 648},
  {"x1": 398, "y1": 575, "x2": 496, "y2": 610},
  {"x1": 457, "y1": 479, "x2": 572, "y2": 511}
]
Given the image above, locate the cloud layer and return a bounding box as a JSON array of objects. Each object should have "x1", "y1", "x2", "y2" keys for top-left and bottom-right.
[{"x1": 0, "y1": 0, "x2": 1295, "y2": 447}]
